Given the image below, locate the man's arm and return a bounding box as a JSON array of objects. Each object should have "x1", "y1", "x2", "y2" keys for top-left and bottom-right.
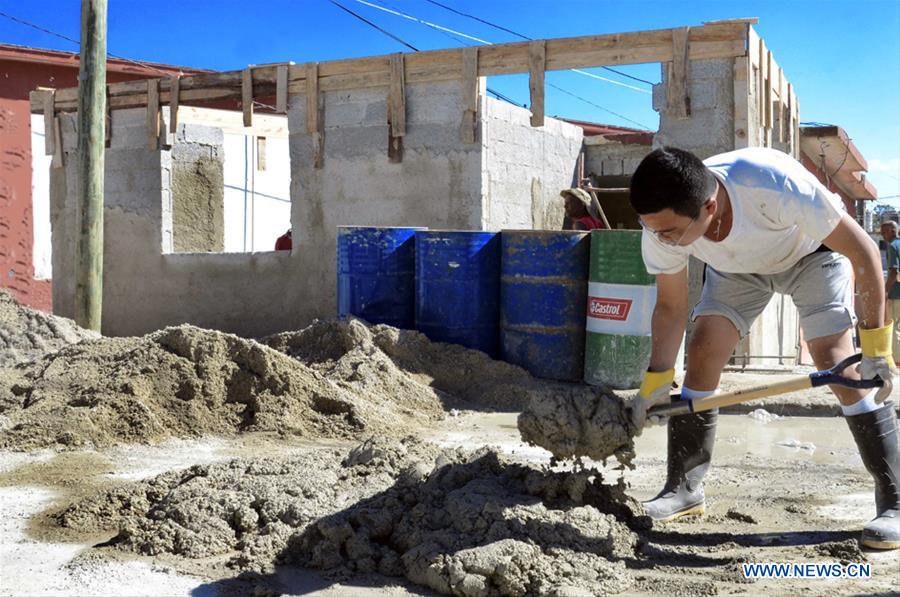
[
  {"x1": 823, "y1": 213, "x2": 885, "y2": 330},
  {"x1": 649, "y1": 266, "x2": 690, "y2": 371}
]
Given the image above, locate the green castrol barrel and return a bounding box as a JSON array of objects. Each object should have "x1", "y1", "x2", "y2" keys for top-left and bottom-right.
[{"x1": 584, "y1": 229, "x2": 656, "y2": 389}]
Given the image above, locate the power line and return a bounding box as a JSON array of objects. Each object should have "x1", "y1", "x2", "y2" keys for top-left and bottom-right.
[
  {"x1": 328, "y1": 0, "x2": 419, "y2": 52},
  {"x1": 342, "y1": 0, "x2": 652, "y2": 129},
  {"x1": 547, "y1": 82, "x2": 651, "y2": 130},
  {"x1": 328, "y1": 0, "x2": 526, "y2": 106},
  {"x1": 422, "y1": 0, "x2": 656, "y2": 87},
  {"x1": 353, "y1": 0, "x2": 650, "y2": 94},
  {"x1": 0, "y1": 9, "x2": 177, "y2": 77}
]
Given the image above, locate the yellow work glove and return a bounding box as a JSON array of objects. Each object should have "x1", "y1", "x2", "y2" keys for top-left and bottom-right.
[
  {"x1": 630, "y1": 368, "x2": 675, "y2": 434},
  {"x1": 858, "y1": 320, "x2": 898, "y2": 403}
]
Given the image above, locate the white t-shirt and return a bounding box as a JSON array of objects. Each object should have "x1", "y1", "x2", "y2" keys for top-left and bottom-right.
[{"x1": 641, "y1": 147, "x2": 846, "y2": 275}]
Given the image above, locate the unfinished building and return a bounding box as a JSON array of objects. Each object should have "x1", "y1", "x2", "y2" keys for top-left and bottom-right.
[{"x1": 33, "y1": 19, "x2": 803, "y2": 364}]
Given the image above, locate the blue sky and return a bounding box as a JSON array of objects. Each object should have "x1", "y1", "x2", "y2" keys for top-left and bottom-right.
[{"x1": 2, "y1": 0, "x2": 898, "y2": 204}]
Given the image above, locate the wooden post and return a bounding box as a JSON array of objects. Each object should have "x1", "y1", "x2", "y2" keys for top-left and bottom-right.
[
  {"x1": 75, "y1": 0, "x2": 107, "y2": 332},
  {"x1": 388, "y1": 53, "x2": 406, "y2": 162},
  {"x1": 669, "y1": 27, "x2": 691, "y2": 118},
  {"x1": 460, "y1": 47, "x2": 479, "y2": 143},
  {"x1": 528, "y1": 40, "x2": 546, "y2": 127}
]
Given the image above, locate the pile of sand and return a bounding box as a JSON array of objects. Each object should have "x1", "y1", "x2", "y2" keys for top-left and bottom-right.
[
  {"x1": 268, "y1": 319, "x2": 637, "y2": 464},
  {"x1": 56, "y1": 437, "x2": 646, "y2": 596},
  {"x1": 0, "y1": 289, "x2": 98, "y2": 368},
  {"x1": 0, "y1": 325, "x2": 444, "y2": 451},
  {"x1": 265, "y1": 318, "x2": 528, "y2": 412}
]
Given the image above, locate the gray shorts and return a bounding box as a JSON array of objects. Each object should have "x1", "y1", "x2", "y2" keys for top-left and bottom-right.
[{"x1": 691, "y1": 251, "x2": 856, "y2": 340}]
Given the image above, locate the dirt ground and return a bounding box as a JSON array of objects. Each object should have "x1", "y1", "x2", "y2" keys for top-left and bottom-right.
[
  {"x1": 2, "y1": 409, "x2": 898, "y2": 596},
  {"x1": 1, "y1": 298, "x2": 898, "y2": 596}
]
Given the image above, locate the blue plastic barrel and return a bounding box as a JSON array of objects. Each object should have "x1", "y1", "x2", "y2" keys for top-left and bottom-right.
[
  {"x1": 336, "y1": 226, "x2": 423, "y2": 329},
  {"x1": 500, "y1": 230, "x2": 591, "y2": 381},
  {"x1": 415, "y1": 230, "x2": 501, "y2": 357}
]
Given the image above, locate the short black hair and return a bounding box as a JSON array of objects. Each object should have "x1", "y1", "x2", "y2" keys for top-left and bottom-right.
[{"x1": 629, "y1": 147, "x2": 717, "y2": 218}]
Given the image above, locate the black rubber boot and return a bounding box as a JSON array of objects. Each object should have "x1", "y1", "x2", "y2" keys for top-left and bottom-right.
[
  {"x1": 845, "y1": 402, "x2": 900, "y2": 550},
  {"x1": 642, "y1": 409, "x2": 718, "y2": 522}
]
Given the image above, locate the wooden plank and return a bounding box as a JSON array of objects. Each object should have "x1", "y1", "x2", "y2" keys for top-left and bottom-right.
[
  {"x1": 306, "y1": 62, "x2": 318, "y2": 134},
  {"x1": 528, "y1": 40, "x2": 546, "y2": 127},
  {"x1": 276, "y1": 64, "x2": 289, "y2": 113},
  {"x1": 51, "y1": 115, "x2": 64, "y2": 168},
  {"x1": 389, "y1": 53, "x2": 406, "y2": 136},
  {"x1": 765, "y1": 50, "x2": 773, "y2": 130},
  {"x1": 786, "y1": 82, "x2": 793, "y2": 153},
  {"x1": 775, "y1": 65, "x2": 785, "y2": 143},
  {"x1": 36, "y1": 22, "x2": 750, "y2": 114},
  {"x1": 147, "y1": 79, "x2": 159, "y2": 149},
  {"x1": 257, "y1": 136, "x2": 267, "y2": 171},
  {"x1": 461, "y1": 46, "x2": 478, "y2": 143},
  {"x1": 668, "y1": 27, "x2": 691, "y2": 118},
  {"x1": 733, "y1": 56, "x2": 750, "y2": 149},
  {"x1": 242, "y1": 67, "x2": 253, "y2": 127},
  {"x1": 306, "y1": 62, "x2": 324, "y2": 169},
  {"x1": 42, "y1": 89, "x2": 55, "y2": 156},
  {"x1": 758, "y1": 39, "x2": 766, "y2": 131},
  {"x1": 105, "y1": 85, "x2": 111, "y2": 147},
  {"x1": 168, "y1": 76, "x2": 181, "y2": 134},
  {"x1": 793, "y1": 93, "x2": 800, "y2": 159}
]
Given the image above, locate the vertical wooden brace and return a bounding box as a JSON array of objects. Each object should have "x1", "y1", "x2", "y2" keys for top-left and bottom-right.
[
  {"x1": 276, "y1": 64, "x2": 289, "y2": 113},
  {"x1": 169, "y1": 75, "x2": 181, "y2": 134},
  {"x1": 528, "y1": 40, "x2": 546, "y2": 127},
  {"x1": 51, "y1": 115, "x2": 64, "y2": 169},
  {"x1": 764, "y1": 50, "x2": 773, "y2": 130},
  {"x1": 388, "y1": 53, "x2": 406, "y2": 162},
  {"x1": 306, "y1": 62, "x2": 324, "y2": 169},
  {"x1": 786, "y1": 83, "x2": 794, "y2": 154},
  {"x1": 42, "y1": 89, "x2": 55, "y2": 156},
  {"x1": 461, "y1": 46, "x2": 479, "y2": 143},
  {"x1": 242, "y1": 67, "x2": 253, "y2": 127},
  {"x1": 732, "y1": 56, "x2": 750, "y2": 149},
  {"x1": 147, "y1": 79, "x2": 160, "y2": 149},
  {"x1": 776, "y1": 65, "x2": 787, "y2": 143},
  {"x1": 669, "y1": 27, "x2": 691, "y2": 119},
  {"x1": 105, "y1": 85, "x2": 112, "y2": 147},
  {"x1": 758, "y1": 39, "x2": 766, "y2": 130}
]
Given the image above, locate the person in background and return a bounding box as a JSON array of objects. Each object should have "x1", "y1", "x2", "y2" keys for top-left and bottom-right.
[
  {"x1": 882, "y1": 220, "x2": 900, "y2": 365},
  {"x1": 561, "y1": 188, "x2": 606, "y2": 230},
  {"x1": 275, "y1": 229, "x2": 292, "y2": 251}
]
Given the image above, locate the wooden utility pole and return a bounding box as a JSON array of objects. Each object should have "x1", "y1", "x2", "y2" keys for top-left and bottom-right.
[{"x1": 74, "y1": 0, "x2": 107, "y2": 331}]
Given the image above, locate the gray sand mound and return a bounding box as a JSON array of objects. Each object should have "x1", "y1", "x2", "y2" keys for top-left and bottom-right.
[
  {"x1": 0, "y1": 289, "x2": 98, "y2": 368},
  {"x1": 57, "y1": 438, "x2": 646, "y2": 596},
  {"x1": 0, "y1": 325, "x2": 443, "y2": 450},
  {"x1": 268, "y1": 319, "x2": 636, "y2": 464},
  {"x1": 265, "y1": 318, "x2": 528, "y2": 411}
]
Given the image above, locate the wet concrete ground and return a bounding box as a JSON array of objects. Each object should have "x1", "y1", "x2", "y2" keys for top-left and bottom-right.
[{"x1": 2, "y1": 410, "x2": 899, "y2": 596}]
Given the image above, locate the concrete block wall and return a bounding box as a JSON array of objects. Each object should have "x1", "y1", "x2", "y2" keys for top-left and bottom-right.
[
  {"x1": 170, "y1": 124, "x2": 225, "y2": 253},
  {"x1": 583, "y1": 136, "x2": 650, "y2": 178},
  {"x1": 288, "y1": 80, "x2": 485, "y2": 316},
  {"x1": 653, "y1": 59, "x2": 736, "y2": 159},
  {"x1": 480, "y1": 97, "x2": 583, "y2": 229},
  {"x1": 52, "y1": 108, "x2": 303, "y2": 337},
  {"x1": 51, "y1": 82, "x2": 590, "y2": 337}
]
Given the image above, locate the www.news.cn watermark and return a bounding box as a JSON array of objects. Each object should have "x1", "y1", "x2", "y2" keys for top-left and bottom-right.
[{"x1": 742, "y1": 562, "x2": 871, "y2": 579}]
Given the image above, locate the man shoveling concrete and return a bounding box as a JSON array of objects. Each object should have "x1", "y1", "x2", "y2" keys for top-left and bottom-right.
[{"x1": 521, "y1": 146, "x2": 898, "y2": 550}]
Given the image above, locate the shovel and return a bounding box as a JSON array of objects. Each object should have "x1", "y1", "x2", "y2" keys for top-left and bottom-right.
[{"x1": 647, "y1": 353, "x2": 885, "y2": 418}]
